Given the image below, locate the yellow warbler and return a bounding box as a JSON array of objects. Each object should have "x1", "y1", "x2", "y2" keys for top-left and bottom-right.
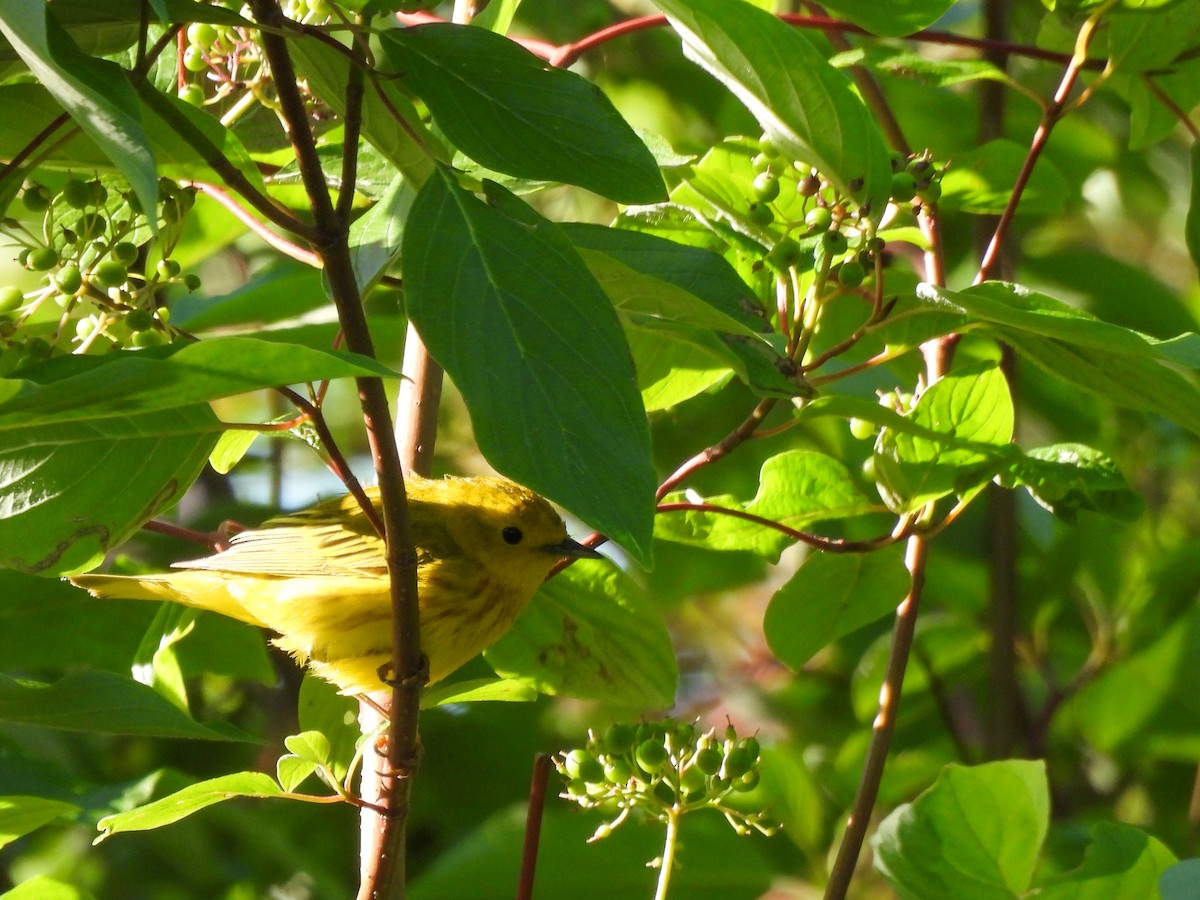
[{"x1": 70, "y1": 475, "x2": 599, "y2": 694}]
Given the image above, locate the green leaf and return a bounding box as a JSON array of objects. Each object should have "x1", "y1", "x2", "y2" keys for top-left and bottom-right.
[
  {"x1": 655, "y1": 0, "x2": 891, "y2": 212},
  {"x1": 402, "y1": 171, "x2": 656, "y2": 564},
  {"x1": 917, "y1": 281, "x2": 1161, "y2": 354},
  {"x1": 578, "y1": 248, "x2": 761, "y2": 338},
  {"x1": 420, "y1": 678, "x2": 540, "y2": 707},
  {"x1": 208, "y1": 428, "x2": 259, "y2": 475},
  {"x1": 655, "y1": 450, "x2": 881, "y2": 560},
  {"x1": 831, "y1": 46, "x2": 1017, "y2": 89},
  {"x1": 0, "y1": 671, "x2": 257, "y2": 742},
  {"x1": 0, "y1": 796, "x2": 80, "y2": 849},
  {"x1": 1071, "y1": 607, "x2": 1200, "y2": 756},
  {"x1": 289, "y1": 34, "x2": 437, "y2": 186},
  {"x1": 1002, "y1": 444, "x2": 1144, "y2": 522},
  {"x1": 1, "y1": 876, "x2": 92, "y2": 900},
  {"x1": 349, "y1": 174, "x2": 416, "y2": 294},
  {"x1": 1107, "y1": 4, "x2": 1200, "y2": 73},
  {"x1": 379, "y1": 25, "x2": 664, "y2": 204},
  {"x1": 1161, "y1": 860, "x2": 1200, "y2": 900},
  {"x1": 872, "y1": 760, "x2": 1050, "y2": 900},
  {"x1": 938, "y1": 140, "x2": 1069, "y2": 215},
  {"x1": 95, "y1": 771, "x2": 284, "y2": 841},
  {"x1": 0, "y1": 4, "x2": 157, "y2": 221},
  {"x1": 874, "y1": 361, "x2": 1014, "y2": 512},
  {"x1": 916, "y1": 282, "x2": 1200, "y2": 436},
  {"x1": 131, "y1": 604, "x2": 195, "y2": 712},
  {"x1": 283, "y1": 731, "x2": 332, "y2": 766},
  {"x1": 297, "y1": 675, "x2": 358, "y2": 782},
  {"x1": 561, "y1": 222, "x2": 769, "y2": 335},
  {"x1": 626, "y1": 328, "x2": 733, "y2": 411},
  {"x1": 764, "y1": 546, "x2": 910, "y2": 669},
  {"x1": 816, "y1": 0, "x2": 956, "y2": 36},
  {"x1": 275, "y1": 756, "x2": 316, "y2": 793},
  {"x1": 0, "y1": 337, "x2": 395, "y2": 427},
  {"x1": 0, "y1": 405, "x2": 218, "y2": 575},
  {"x1": 485, "y1": 559, "x2": 677, "y2": 708},
  {"x1": 1038, "y1": 823, "x2": 1177, "y2": 900}
]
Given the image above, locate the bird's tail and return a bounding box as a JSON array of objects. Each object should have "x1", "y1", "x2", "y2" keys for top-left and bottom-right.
[{"x1": 68, "y1": 572, "x2": 266, "y2": 627}]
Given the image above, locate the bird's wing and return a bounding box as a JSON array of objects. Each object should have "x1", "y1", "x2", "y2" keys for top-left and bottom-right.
[{"x1": 177, "y1": 492, "x2": 457, "y2": 577}]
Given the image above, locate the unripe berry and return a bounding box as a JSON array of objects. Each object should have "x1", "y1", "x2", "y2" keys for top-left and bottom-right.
[
  {"x1": 54, "y1": 264, "x2": 82, "y2": 294},
  {"x1": 27, "y1": 247, "x2": 58, "y2": 270},
  {"x1": 804, "y1": 206, "x2": 832, "y2": 232},
  {"x1": 132, "y1": 328, "x2": 165, "y2": 348},
  {"x1": 848, "y1": 418, "x2": 876, "y2": 440},
  {"x1": 183, "y1": 45, "x2": 209, "y2": 72},
  {"x1": 187, "y1": 22, "x2": 219, "y2": 47},
  {"x1": 61, "y1": 178, "x2": 91, "y2": 209},
  {"x1": 179, "y1": 83, "x2": 206, "y2": 107},
  {"x1": 125, "y1": 309, "x2": 155, "y2": 332},
  {"x1": 22, "y1": 184, "x2": 51, "y2": 213},
  {"x1": 0, "y1": 286, "x2": 25, "y2": 312},
  {"x1": 635, "y1": 738, "x2": 668, "y2": 775},
  {"x1": 112, "y1": 242, "x2": 139, "y2": 266},
  {"x1": 92, "y1": 260, "x2": 128, "y2": 289},
  {"x1": 890, "y1": 171, "x2": 918, "y2": 203},
  {"x1": 822, "y1": 230, "x2": 848, "y2": 255},
  {"x1": 836, "y1": 259, "x2": 866, "y2": 288},
  {"x1": 156, "y1": 259, "x2": 181, "y2": 279},
  {"x1": 602, "y1": 723, "x2": 637, "y2": 754},
  {"x1": 752, "y1": 172, "x2": 780, "y2": 203}
]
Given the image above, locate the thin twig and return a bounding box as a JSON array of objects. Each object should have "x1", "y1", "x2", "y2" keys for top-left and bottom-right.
[
  {"x1": 976, "y1": 4, "x2": 1112, "y2": 284},
  {"x1": 656, "y1": 398, "x2": 778, "y2": 500},
  {"x1": 185, "y1": 181, "x2": 323, "y2": 267},
  {"x1": 517, "y1": 754, "x2": 554, "y2": 900},
  {"x1": 655, "y1": 502, "x2": 906, "y2": 553}
]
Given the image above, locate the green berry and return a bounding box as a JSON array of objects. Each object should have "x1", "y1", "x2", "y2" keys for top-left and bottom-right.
[
  {"x1": 919, "y1": 181, "x2": 942, "y2": 203},
  {"x1": 751, "y1": 153, "x2": 772, "y2": 173},
  {"x1": 694, "y1": 747, "x2": 722, "y2": 775},
  {"x1": 849, "y1": 418, "x2": 876, "y2": 440},
  {"x1": 564, "y1": 749, "x2": 604, "y2": 784},
  {"x1": 822, "y1": 230, "x2": 848, "y2": 255},
  {"x1": 187, "y1": 22, "x2": 219, "y2": 47},
  {"x1": 888, "y1": 150, "x2": 907, "y2": 173},
  {"x1": 179, "y1": 83, "x2": 206, "y2": 107},
  {"x1": 734, "y1": 770, "x2": 760, "y2": 792},
  {"x1": 836, "y1": 259, "x2": 867, "y2": 288},
  {"x1": 62, "y1": 178, "x2": 91, "y2": 209},
  {"x1": 92, "y1": 260, "x2": 128, "y2": 289},
  {"x1": 88, "y1": 181, "x2": 108, "y2": 206},
  {"x1": 757, "y1": 136, "x2": 780, "y2": 159},
  {"x1": 183, "y1": 45, "x2": 209, "y2": 72},
  {"x1": 22, "y1": 184, "x2": 51, "y2": 213},
  {"x1": 768, "y1": 237, "x2": 802, "y2": 270},
  {"x1": 131, "y1": 328, "x2": 165, "y2": 348},
  {"x1": 804, "y1": 206, "x2": 832, "y2": 232},
  {"x1": 16, "y1": 248, "x2": 30, "y2": 267},
  {"x1": 156, "y1": 258, "x2": 181, "y2": 279},
  {"x1": 635, "y1": 738, "x2": 668, "y2": 775},
  {"x1": 603, "y1": 759, "x2": 632, "y2": 784},
  {"x1": 861, "y1": 455, "x2": 878, "y2": 481},
  {"x1": 27, "y1": 247, "x2": 58, "y2": 270},
  {"x1": 73, "y1": 213, "x2": 106, "y2": 243},
  {"x1": 747, "y1": 202, "x2": 774, "y2": 227},
  {"x1": 54, "y1": 264, "x2": 82, "y2": 294},
  {"x1": 723, "y1": 747, "x2": 753, "y2": 779},
  {"x1": 680, "y1": 765, "x2": 707, "y2": 798},
  {"x1": 890, "y1": 171, "x2": 918, "y2": 203},
  {"x1": 752, "y1": 172, "x2": 780, "y2": 203},
  {"x1": 0, "y1": 286, "x2": 25, "y2": 313},
  {"x1": 602, "y1": 723, "x2": 637, "y2": 755},
  {"x1": 183, "y1": 273, "x2": 202, "y2": 292},
  {"x1": 112, "y1": 242, "x2": 139, "y2": 266},
  {"x1": 125, "y1": 309, "x2": 155, "y2": 332}
]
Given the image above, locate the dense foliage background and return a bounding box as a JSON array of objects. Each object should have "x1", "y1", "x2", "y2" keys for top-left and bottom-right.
[{"x1": 1, "y1": 0, "x2": 1200, "y2": 897}]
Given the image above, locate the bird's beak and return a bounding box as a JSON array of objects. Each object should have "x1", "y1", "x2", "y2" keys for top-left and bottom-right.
[{"x1": 543, "y1": 537, "x2": 603, "y2": 559}]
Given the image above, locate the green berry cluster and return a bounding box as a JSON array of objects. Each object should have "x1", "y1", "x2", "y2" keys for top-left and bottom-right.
[
  {"x1": 555, "y1": 719, "x2": 777, "y2": 841},
  {"x1": 745, "y1": 135, "x2": 886, "y2": 287},
  {"x1": 888, "y1": 149, "x2": 944, "y2": 206},
  {"x1": 0, "y1": 176, "x2": 202, "y2": 371}
]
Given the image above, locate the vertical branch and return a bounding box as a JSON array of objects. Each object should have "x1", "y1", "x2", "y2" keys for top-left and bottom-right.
[
  {"x1": 247, "y1": 4, "x2": 421, "y2": 899},
  {"x1": 977, "y1": 0, "x2": 1021, "y2": 762}
]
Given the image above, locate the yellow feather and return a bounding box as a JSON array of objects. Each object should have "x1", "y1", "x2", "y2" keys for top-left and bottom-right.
[{"x1": 69, "y1": 475, "x2": 598, "y2": 693}]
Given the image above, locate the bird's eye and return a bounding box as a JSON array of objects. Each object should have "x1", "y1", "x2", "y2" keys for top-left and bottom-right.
[{"x1": 501, "y1": 526, "x2": 524, "y2": 545}]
